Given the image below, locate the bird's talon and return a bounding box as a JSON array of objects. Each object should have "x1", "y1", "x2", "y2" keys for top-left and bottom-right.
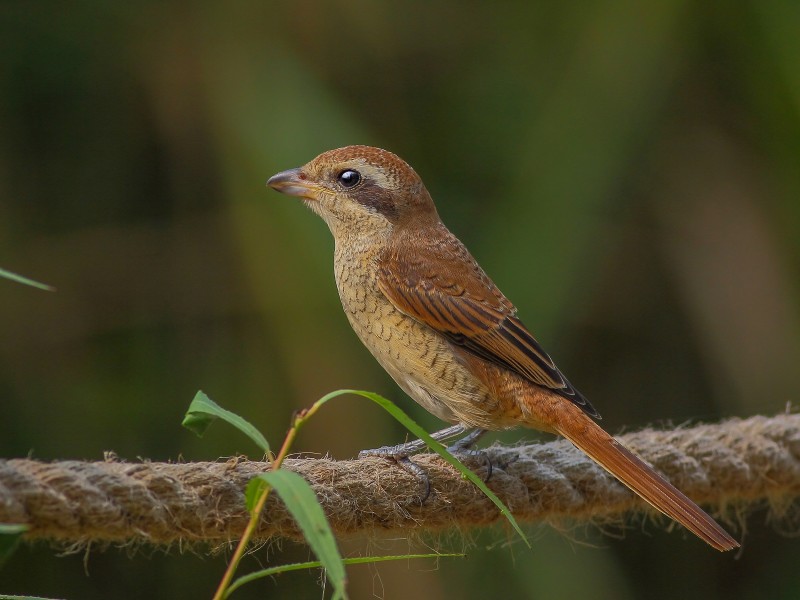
[
  {"x1": 397, "y1": 456, "x2": 431, "y2": 502},
  {"x1": 359, "y1": 446, "x2": 432, "y2": 502},
  {"x1": 446, "y1": 446, "x2": 493, "y2": 482},
  {"x1": 496, "y1": 453, "x2": 519, "y2": 471}
]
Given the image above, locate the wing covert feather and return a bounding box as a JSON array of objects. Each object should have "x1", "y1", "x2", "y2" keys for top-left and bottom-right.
[{"x1": 377, "y1": 234, "x2": 598, "y2": 418}]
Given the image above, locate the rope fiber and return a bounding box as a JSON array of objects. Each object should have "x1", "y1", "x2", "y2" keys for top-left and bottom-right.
[{"x1": 1, "y1": 414, "x2": 798, "y2": 546}]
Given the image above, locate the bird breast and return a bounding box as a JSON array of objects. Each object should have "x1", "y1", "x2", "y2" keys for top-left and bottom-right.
[{"x1": 332, "y1": 240, "x2": 504, "y2": 428}]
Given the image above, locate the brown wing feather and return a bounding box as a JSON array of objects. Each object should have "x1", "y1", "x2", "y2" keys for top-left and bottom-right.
[{"x1": 378, "y1": 227, "x2": 599, "y2": 418}]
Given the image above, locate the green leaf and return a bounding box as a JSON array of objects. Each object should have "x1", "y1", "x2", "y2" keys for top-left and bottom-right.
[
  {"x1": 244, "y1": 477, "x2": 269, "y2": 513},
  {"x1": 246, "y1": 470, "x2": 346, "y2": 600},
  {"x1": 0, "y1": 595, "x2": 66, "y2": 600},
  {"x1": 226, "y1": 553, "x2": 463, "y2": 596},
  {"x1": 323, "y1": 390, "x2": 530, "y2": 547},
  {"x1": 0, "y1": 523, "x2": 27, "y2": 568},
  {"x1": 182, "y1": 391, "x2": 270, "y2": 454},
  {"x1": 0, "y1": 268, "x2": 54, "y2": 292}
]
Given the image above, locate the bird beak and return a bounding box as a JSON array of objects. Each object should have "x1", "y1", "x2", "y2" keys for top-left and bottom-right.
[{"x1": 266, "y1": 168, "x2": 319, "y2": 199}]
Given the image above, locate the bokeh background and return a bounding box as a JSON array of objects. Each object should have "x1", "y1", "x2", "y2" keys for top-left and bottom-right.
[{"x1": 2, "y1": 1, "x2": 800, "y2": 598}]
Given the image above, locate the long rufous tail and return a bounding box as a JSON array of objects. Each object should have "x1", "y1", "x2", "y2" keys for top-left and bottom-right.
[{"x1": 551, "y1": 405, "x2": 739, "y2": 551}]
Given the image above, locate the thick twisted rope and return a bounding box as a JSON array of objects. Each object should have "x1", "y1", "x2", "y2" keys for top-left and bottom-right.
[{"x1": 1, "y1": 414, "x2": 798, "y2": 546}]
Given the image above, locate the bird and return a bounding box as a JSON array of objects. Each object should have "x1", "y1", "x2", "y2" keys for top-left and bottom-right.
[{"x1": 267, "y1": 145, "x2": 739, "y2": 551}]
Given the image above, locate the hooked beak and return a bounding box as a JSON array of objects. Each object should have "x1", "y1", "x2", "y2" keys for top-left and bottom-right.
[{"x1": 266, "y1": 168, "x2": 318, "y2": 199}]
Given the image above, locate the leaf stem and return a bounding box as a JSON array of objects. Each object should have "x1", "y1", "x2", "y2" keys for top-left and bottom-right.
[{"x1": 213, "y1": 406, "x2": 320, "y2": 599}]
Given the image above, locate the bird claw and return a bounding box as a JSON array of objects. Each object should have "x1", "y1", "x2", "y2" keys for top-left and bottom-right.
[
  {"x1": 359, "y1": 445, "x2": 432, "y2": 502},
  {"x1": 359, "y1": 426, "x2": 492, "y2": 499},
  {"x1": 397, "y1": 456, "x2": 431, "y2": 502},
  {"x1": 446, "y1": 430, "x2": 493, "y2": 482},
  {"x1": 358, "y1": 439, "x2": 425, "y2": 460},
  {"x1": 447, "y1": 447, "x2": 493, "y2": 482}
]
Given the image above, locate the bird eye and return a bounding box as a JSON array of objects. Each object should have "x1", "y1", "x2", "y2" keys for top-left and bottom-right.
[{"x1": 337, "y1": 169, "x2": 361, "y2": 188}]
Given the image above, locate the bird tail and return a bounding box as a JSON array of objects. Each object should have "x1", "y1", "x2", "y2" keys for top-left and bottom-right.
[{"x1": 551, "y1": 405, "x2": 739, "y2": 551}]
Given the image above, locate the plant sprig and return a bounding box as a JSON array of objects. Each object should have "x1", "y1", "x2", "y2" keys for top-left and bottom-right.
[{"x1": 184, "y1": 389, "x2": 527, "y2": 598}]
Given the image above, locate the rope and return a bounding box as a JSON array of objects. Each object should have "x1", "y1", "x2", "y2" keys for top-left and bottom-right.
[{"x1": 1, "y1": 414, "x2": 798, "y2": 546}]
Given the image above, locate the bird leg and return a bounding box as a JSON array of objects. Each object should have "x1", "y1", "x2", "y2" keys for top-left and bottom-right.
[
  {"x1": 445, "y1": 428, "x2": 492, "y2": 481},
  {"x1": 359, "y1": 425, "x2": 491, "y2": 501},
  {"x1": 446, "y1": 427, "x2": 487, "y2": 452},
  {"x1": 358, "y1": 423, "x2": 469, "y2": 460}
]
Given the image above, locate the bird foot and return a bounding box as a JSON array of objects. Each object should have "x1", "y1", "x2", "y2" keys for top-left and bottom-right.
[
  {"x1": 359, "y1": 444, "x2": 432, "y2": 502},
  {"x1": 359, "y1": 426, "x2": 491, "y2": 500},
  {"x1": 445, "y1": 429, "x2": 492, "y2": 482}
]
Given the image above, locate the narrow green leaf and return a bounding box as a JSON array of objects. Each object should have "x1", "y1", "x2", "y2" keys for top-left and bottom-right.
[
  {"x1": 329, "y1": 390, "x2": 530, "y2": 547},
  {"x1": 182, "y1": 391, "x2": 270, "y2": 454},
  {"x1": 244, "y1": 477, "x2": 269, "y2": 513},
  {"x1": 0, "y1": 268, "x2": 54, "y2": 291},
  {"x1": 226, "y1": 553, "x2": 463, "y2": 596},
  {"x1": 0, "y1": 524, "x2": 28, "y2": 568},
  {"x1": 247, "y1": 470, "x2": 346, "y2": 599},
  {"x1": 0, "y1": 595, "x2": 65, "y2": 600}
]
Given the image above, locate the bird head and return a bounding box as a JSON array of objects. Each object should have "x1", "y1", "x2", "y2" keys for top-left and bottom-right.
[{"x1": 267, "y1": 145, "x2": 439, "y2": 239}]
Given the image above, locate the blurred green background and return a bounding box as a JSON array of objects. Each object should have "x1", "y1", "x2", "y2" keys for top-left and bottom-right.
[{"x1": 2, "y1": 1, "x2": 799, "y2": 598}]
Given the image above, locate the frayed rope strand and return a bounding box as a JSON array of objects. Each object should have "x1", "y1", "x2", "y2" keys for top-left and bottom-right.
[{"x1": 1, "y1": 414, "x2": 799, "y2": 545}]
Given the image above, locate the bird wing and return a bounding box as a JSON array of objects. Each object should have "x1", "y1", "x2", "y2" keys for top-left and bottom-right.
[{"x1": 377, "y1": 231, "x2": 598, "y2": 417}]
